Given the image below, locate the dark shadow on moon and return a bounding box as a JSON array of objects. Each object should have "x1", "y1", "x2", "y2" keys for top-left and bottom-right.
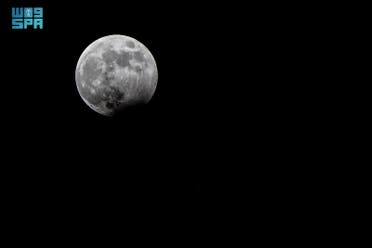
[{"x1": 109, "y1": 102, "x2": 148, "y2": 119}]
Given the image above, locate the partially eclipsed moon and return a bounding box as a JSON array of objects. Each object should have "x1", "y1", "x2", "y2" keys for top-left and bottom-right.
[{"x1": 75, "y1": 34, "x2": 158, "y2": 116}]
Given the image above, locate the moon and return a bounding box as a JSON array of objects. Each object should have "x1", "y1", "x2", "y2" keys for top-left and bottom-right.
[{"x1": 75, "y1": 34, "x2": 158, "y2": 116}]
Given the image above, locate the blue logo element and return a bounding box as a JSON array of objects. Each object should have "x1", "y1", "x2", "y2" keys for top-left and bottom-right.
[{"x1": 12, "y1": 7, "x2": 43, "y2": 29}]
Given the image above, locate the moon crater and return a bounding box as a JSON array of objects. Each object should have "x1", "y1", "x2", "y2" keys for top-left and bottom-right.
[{"x1": 75, "y1": 34, "x2": 158, "y2": 116}]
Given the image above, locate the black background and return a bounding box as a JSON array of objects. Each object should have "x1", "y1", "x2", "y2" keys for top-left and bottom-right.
[
  {"x1": 0, "y1": 0, "x2": 316, "y2": 202},
  {"x1": 0, "y1": 0, "x2": 236, "y2": 217},
  {"x1": 0, "y1": 0, "x2": 353, "y2": 243}
]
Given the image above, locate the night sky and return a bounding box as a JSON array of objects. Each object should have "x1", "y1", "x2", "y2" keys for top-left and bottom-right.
[
  {"x1": 0, "y1": 0, "x2": 229, "y2": 205},
  {"x1": 0, "y1": 1, "x2": 334, "y2": 241}
]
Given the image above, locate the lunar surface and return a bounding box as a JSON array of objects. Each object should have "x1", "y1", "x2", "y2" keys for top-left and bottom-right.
[{"x1": 75, "y1": 35, "x2": 158, "y2": 116}]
